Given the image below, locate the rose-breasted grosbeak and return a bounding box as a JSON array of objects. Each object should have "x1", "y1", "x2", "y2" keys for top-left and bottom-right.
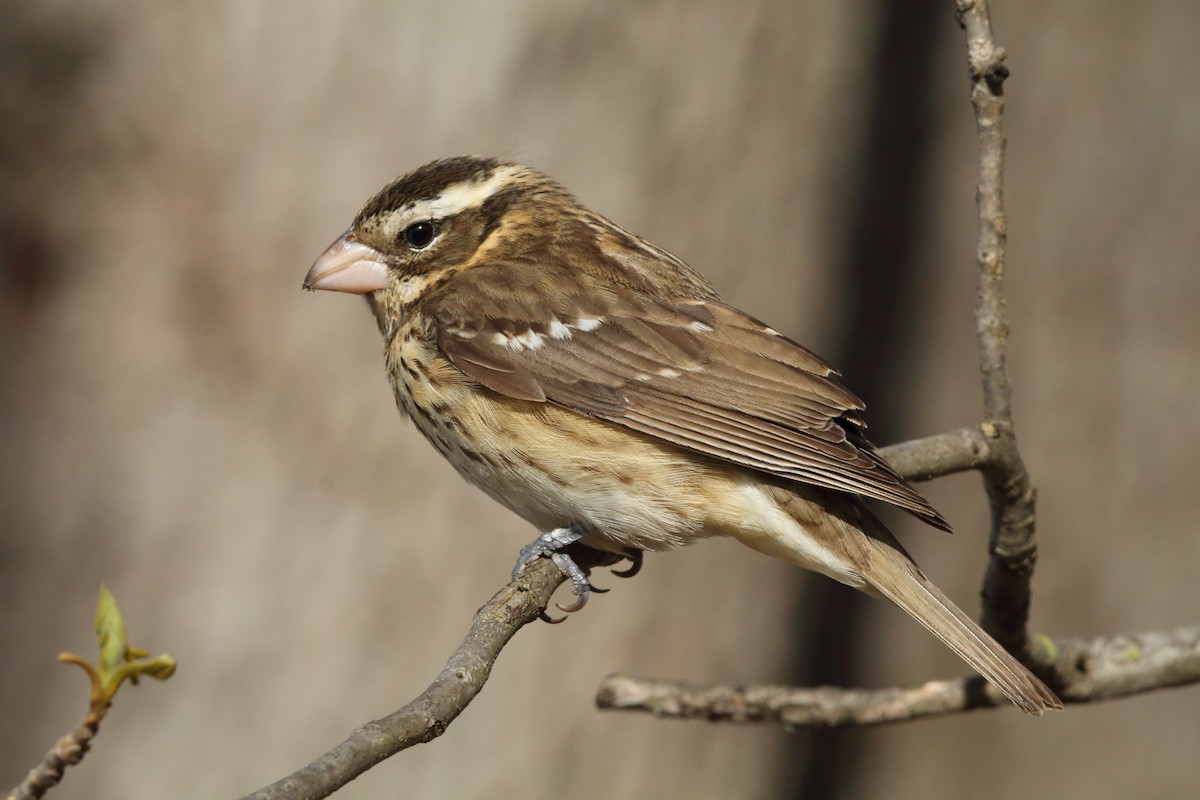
[{"x1": 304, "y1": 156, "x2": 1061, "y2": 714}]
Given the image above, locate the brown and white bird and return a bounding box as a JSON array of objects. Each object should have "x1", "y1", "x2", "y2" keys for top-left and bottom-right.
[{"x1": 304, "y1": 156, "x2": 1061, "y2": 715}]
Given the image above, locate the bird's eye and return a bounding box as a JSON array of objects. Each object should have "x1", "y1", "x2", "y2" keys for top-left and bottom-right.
[{"x1": 400, "y1": 221, "x2": 438, "y2": 250}]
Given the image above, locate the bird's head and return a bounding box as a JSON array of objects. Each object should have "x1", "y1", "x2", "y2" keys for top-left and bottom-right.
[{"x1": 303, "y1": 156, "x2": 573, "y2": 301}]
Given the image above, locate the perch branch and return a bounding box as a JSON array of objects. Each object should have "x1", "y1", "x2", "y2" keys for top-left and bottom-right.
[{"x1": 237, "y1": 548, "x2": 616, "y2": 800}]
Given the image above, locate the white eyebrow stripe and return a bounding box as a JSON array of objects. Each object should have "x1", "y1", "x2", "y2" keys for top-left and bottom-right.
[{"x1": 408, "y1": 165, "x2": 523, "y2": 221}]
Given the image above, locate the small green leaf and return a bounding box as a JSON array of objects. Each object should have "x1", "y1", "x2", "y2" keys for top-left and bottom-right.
[
  {"x1": 95, "y1": 583, "x2": 131, "y2": 682},
  {"x1": 110, "y1": 654, "x2": 177, "y2": 691},
  {"x1": 66, "y1": 584, "x2": 177, "y2": 700}
]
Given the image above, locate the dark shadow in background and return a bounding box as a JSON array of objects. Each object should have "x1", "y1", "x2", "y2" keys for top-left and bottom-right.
[{"x1": 782, "y1": 3, "x2": 945, "y2": 798}]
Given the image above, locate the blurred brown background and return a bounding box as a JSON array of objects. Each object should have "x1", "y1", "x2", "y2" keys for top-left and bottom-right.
[{"x1": 3, "y1": 2, "x2": 1198, "y2": 798}]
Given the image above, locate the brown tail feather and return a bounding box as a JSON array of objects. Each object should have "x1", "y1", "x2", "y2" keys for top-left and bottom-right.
[
  {"x1": 747, "y1": 483, "x2": 1061, "y2": 714},
  {"x1": 867, "y1": 562, "x2": 1061, "y2": 713},
  {"x1": 859, "y1": 522, "x2": 1062, "y2": 715}
]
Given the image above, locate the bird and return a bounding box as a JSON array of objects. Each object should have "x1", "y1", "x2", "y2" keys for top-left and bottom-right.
[{"x1": 303, "y1": 155, "x2": 1062, "y2": 715}]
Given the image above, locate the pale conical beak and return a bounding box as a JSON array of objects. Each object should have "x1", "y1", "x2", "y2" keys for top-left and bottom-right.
[{"x1": 303, "y1": 231, "x2": 389, "y2": 294}]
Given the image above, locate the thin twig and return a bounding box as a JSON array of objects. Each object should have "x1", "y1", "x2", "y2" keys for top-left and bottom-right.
[
  {"x1": 595, "y1": 625, "x2": 1200, "y2": 726},
  {"x1": 957, "y1": 0, "x2": 1045, "y2": 660},
  {"x1": 878, "y1": 426, "x2": 991, "y2": 482},
  {"x1": 5, "y1": 708, "x2": 104, "y2": 800}
]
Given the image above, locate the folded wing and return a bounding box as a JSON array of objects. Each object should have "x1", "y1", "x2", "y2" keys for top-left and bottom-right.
[{"x1": 431, "y1": 261, "x2": 950, "y2": 531}]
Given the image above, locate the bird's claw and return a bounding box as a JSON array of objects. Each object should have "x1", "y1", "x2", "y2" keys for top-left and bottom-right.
[
  {"x1": 611, "y1": 548, "x2": 643, "y2": 578},
  {"x1": 531, "y1": 553, "x2": 595, "y2": 621},
  {"x1": 551, "y1": 552, "x2": 593, "y2": 614}
]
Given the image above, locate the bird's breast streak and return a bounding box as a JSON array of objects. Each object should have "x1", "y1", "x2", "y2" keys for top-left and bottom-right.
[{"x1": 390, "y1": 336, "x2": 716, "y2": 550}]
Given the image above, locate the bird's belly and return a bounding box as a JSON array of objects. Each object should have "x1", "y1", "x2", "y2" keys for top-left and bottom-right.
[
  {"x1": 392, "y1": 345, "x2": 714, "y2": 551},
  {"x1": 425, "y1": 400, "x2": 715, "y2": 551}
]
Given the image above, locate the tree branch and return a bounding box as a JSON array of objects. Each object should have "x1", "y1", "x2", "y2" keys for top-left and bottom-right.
[
  {"x1": 595, "y1": 625, "x2": 1200, "y2": 726},
  {"x1": 237, "y1": 559, "x2": 562, "y2": 800},
  {"x1": 5, "y1": 711, "x2": 102, "y2": 800},
  {"x1": 236, "y1": 548, "x2": 616, "y2": 800},
  {"x1": 957, "y1": 0, "x2": 1044, "y2": 659},
  {"x1": 877, "y1": 426, "x2": 991, "y2": 481}
]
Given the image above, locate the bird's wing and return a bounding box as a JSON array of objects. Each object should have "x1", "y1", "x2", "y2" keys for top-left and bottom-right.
[{"x1": 429, "y1": 261, "x2": 949, "y2": 531}]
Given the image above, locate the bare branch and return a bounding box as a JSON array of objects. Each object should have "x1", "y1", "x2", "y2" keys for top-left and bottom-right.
[
  {"x1": 599, "y1": 674, "x2": 1004, "y2": 727},
  {"x1": 955, "y1": 0, "x2": 1045, "y2": 659},
  {"x1": 959, "y1": 0, "x2": 1015, "y2": 423},
  {"x1": 5, "y1": 713, "x2": 102, "y2": 800},
  {"x1": 877, "y1": 426, "x2": 991, "y2": 482},
  {"x1": 237, "y1": 559, "x2": 562, "y2": 800},
  {"x1": 236, "y1": 549, "x2": 617, "y2": 800},
  {"x1": 596, "y1": 625, "x2": 1200, "y2": 727},
  {"x1": 1055, "y1": 627, "x2": 1200, "y2": 702}
]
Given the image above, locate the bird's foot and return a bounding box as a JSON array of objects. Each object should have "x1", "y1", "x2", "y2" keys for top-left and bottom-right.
[
  {"x1": 512, "y1": 526, "x2": 599, "y2": 622},
  {"x1": 512, "y1": 526, "x2": 588, "y2": 579},
  {"x1": 512, "y1": 531, "x2": 646, "y2": 623}
]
